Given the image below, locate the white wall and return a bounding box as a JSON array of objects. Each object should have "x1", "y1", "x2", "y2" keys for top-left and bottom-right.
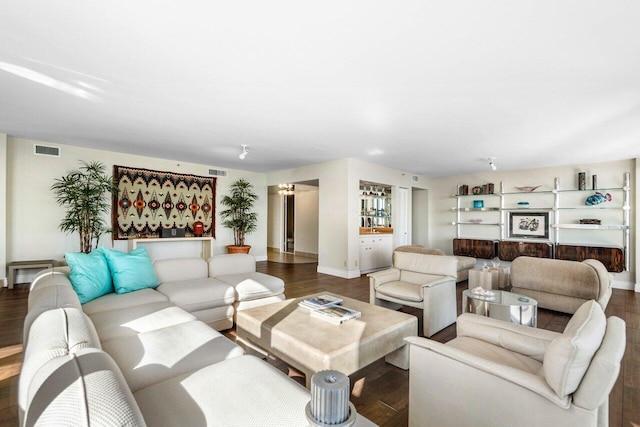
[
  {"x1": 0, "y1": 134, "x2": 7, "y2": 286},
  {"x1": 268, "y1": 158, "x2": 428, "y2": 278},
  {"x1": 294, "y1": 184, "x2": 319, "y2": 255},
  {"x1": 428, "y1": 158, "x2": 637, "y2": 288},
  {"x1": 412, "y1": 188, "x2": 429, "y2": 246},
  {"x1": 6, "y1": 137, "x2": 268, "y2": 276},
  {"x1": 267, "y1": 192, "x2": 282, "y2": 250}
]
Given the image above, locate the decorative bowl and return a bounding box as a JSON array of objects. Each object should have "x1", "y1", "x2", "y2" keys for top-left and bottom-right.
[{"x1": 514, "y1": 185, "x2": 541, "y2": 192}]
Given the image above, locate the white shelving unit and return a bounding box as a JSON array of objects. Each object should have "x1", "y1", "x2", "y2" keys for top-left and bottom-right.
[{"x1": 452, "y1": 172, "x2": 631, "y2": 270}]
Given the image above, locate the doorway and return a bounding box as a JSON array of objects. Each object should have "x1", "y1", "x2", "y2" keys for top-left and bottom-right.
[{"x1": 283, "y1": 193, "x2": 295, "y2": 254}]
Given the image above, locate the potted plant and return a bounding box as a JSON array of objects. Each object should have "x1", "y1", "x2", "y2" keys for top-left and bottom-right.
[
  {"x1": 51, "y1": 160, "x2": 115, "y2": 253},
  {"x1": 219, "y1": 178, "x2": 258, "y2": 254}
]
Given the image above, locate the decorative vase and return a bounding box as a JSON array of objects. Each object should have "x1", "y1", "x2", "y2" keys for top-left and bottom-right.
[
  {"x1": 578, "y1": 172, "x2": 586, "y2": 190},
  {"x1": 193, "y1": 221, "x2": 204, "y2": 237}
]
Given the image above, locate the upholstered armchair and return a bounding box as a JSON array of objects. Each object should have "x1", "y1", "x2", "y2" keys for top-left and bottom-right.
[
  {"x1": 405, "y1": 300, "x2": 625, "y2": 427},
  {"x1": 369, "y1": 251, "x2": 457, "y2": 337}
]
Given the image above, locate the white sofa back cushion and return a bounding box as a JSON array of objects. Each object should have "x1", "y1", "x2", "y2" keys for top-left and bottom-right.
[
  {"x1": 25, "y1": 348, "x2": 145, "y2": 427},
  {"x1": 543, "y1": 300, "x2": 606, "y2": 398},
  {"x1": 209, "y1": 254, "x2": 256, "y2": 276},
  {"x1": 19, "y1": 307, "x2": 102, "y2": 422},
  {"x1": 393, "y1": 251, "x2": 457, "y2": 279},
  {"x1": 154, "y1": 257, "x2": 209, "y2": 282}
]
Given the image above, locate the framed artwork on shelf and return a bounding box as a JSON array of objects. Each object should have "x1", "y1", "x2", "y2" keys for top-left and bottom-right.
[{"x1": 508, "y1": 211, "x2": 550, "y2": 239}]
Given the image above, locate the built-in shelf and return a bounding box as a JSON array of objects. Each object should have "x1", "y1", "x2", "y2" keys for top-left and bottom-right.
[
  {"x1": 451, "y1": 207, "x2": 500, "y2": 212},
  {"x1": 552, "y1": 224, "x2": 629, "y2": 230},
  {"x1": 452, "y1": 173, "x2": 631, "y2": 270}
]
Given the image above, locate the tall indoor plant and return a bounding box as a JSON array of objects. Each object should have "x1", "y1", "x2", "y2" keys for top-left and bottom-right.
[
  {"x1": 219, "y1": 178, "x2": 258, "y2": 253},
  {"x1": 51, "y1": 160, "x2": 115, "y2": 253}
]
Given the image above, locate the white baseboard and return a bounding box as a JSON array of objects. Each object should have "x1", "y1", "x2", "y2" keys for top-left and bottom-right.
[
  {"x1": 1, "y1": 277, "x2": 6, "y2": 288},
  {"x1": 612, "y1": 280, "x2": 635, "y2": 291},
  {"x1": 254, "y1": 255, "x2": 267, "y2": 262},
  {"x1": 317, "y1": 265, "x2": 361, "y2": 279}
]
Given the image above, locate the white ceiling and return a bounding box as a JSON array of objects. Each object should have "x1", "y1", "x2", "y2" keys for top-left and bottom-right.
[{"x1": 1, "y1": 1, "x2": 639, "y2": 177}]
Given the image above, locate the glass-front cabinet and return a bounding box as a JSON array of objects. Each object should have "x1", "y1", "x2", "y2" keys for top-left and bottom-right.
[
  {"x1": 360, "y1": 182, "x2": 392, "y2": 229},
  {"x1": 359, "y1": 181, "x2": 393, "y2": 273}
]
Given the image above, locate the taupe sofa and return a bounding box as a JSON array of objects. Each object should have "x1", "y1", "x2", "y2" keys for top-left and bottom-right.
[
  {"x1": 394, "y1": 245, "x2": 476, "y2": 282},
  {"x1": 20, "y1": 264, "x2": 374, "y2": 426},
  {"x1": 405, "y1": 300, "x2": 625, "y2": 427},
  {"x1": 510, "y1": 256, "x2": 612, "y2": 314},
  {"x1": 369, "y1": 250, "x2": 457, "y2": 337}
]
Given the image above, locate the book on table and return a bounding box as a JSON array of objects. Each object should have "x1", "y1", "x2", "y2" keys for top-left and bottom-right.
[
  {"x1": 311, "y1": 305, "x2": 362, "y2": 325},
  {"x1": 298, "y1": 294, "x2": 343, "y2": 310}
]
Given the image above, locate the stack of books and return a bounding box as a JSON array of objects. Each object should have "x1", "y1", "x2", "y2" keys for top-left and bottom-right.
[{"x1": 298, "y1": 295, "x2": 361, "y2": 325}]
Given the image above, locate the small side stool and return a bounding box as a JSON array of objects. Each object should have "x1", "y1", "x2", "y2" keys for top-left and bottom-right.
[
  {"x1": 468, "y1": 266, "x2": 510, "y2": 290},
  {"x1": 7, "y1": 260, "x2": 55, "y2": 289}
]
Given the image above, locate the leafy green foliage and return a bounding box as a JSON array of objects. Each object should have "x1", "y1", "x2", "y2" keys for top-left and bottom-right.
[
  {"x1": 51, "y1": 161, "x2": 115, "y2": 253},
  {"x1": 219, "y1": 178, "x2": 258, "y2": 246}
]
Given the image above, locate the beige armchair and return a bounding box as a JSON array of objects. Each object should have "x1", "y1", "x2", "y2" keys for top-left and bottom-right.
[
  {"x1": 405, "y1": 300, "x2": 625, "y2": 427},
  {"x1": 369, "y1": 251, "x2": 457, "y2": 337}
]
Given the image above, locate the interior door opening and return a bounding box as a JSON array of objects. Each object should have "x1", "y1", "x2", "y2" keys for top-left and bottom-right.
[{"x1": 283, "y1": 193, "x2": 295, "y2": 254}]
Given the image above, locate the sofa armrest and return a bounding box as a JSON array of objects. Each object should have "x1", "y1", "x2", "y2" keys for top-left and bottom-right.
[
  {"x1": 582, "y1": 259, "x2": 612, "y2": 310},
  {"x1": 405, "y1": 336, "x2": 569, "y2": 408},
  {"x1": 456, "y1": 313, "x2": 560, "y2": 362},
  {"x1": 367, "y1": 268, "x2": 400, "y2": 288}
]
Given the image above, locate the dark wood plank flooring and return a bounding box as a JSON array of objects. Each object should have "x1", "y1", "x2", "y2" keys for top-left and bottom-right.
[{"x1": 0, "y1": 262, "x2": 638, "y2": 426}]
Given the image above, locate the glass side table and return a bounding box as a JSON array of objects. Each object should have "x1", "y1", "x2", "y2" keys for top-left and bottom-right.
[{"x1": 462, "y1": 290, "x2": 537, "y2": 327}]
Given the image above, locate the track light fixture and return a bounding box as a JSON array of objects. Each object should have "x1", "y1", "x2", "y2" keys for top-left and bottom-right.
[
  {"x1": 239, "y1": 144, "x2": 248, "y2": 160},
  {"x1": 488, "y1": 157, "x2": 497, "y2": 171}
]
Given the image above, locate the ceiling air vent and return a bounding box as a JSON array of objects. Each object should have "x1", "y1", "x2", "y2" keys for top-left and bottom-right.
[
  {"x1": 412, "y1": 175, "x2": 419, "y2": 182},
  {"x1": 208, "y1": 168, "x2": 227, "y2": 177},
  {"x1": 33, "y1": 144, "x2": 61, "y2": 157}
]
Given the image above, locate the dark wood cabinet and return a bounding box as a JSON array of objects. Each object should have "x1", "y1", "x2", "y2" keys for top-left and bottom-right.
[
  {"x1": 497, "y1": 241, "x2": 553, "y2": 261},
  {"x1": 556, "y1": 245, "x2": 624, "y2": 273},
  {"x1": 453, "y1": 238, "x2": 497, "y2": 259}
]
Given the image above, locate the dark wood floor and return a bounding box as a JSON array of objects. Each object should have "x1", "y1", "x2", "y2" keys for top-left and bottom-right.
[{"x1": 1, "y1": 262, "x2": 638, "y2": 426}]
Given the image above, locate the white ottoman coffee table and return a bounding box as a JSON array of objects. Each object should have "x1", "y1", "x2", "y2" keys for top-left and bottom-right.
[{"x1": 236, "y1": 292, "x2": 418, "y2": 387}]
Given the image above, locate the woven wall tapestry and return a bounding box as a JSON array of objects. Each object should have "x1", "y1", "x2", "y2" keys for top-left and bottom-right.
[{"x1": 112, "y1": 165, "x2": 215, "y2": 239}]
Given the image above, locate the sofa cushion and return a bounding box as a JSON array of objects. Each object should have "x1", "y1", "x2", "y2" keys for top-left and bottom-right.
[
  {"x1": 102, "y1": 247, "x2": 160, "y2": 294},
  {"x1": 19, "y1": 308, "x2": 101, "y2": 417},
  {"x1": 24, "y1": 283, "x2": 82, "y2": 344},
  {"x1": 154, "y1": 257, "x2": 208, "y2": 283},
  {"x1": 24, "y1": 348, "x2": 145, "y2": 427},
  {"x1": 209, "y1": 253, "x2": 255, "y2": 276},
  {"x1": 543, "y1": 300, "x2": 606, "y2": 398},
  {"x1": 133, "y1": 355, "x2": 310, "y2": 427},
  {"x1": 216, "y1": 272, "x2": 285, "y2": 301},
  {"x1": 65, "y1": 250, "x2": 114, "y2": 304},
  {"x1": 455, "y1": 256, "x2": 477, "y2": 271},
  {"x1": 376, "y1": 281, "x2": 424, "y2": 302},
  {"x1": 101, "y1": 320, "x2": 245, "y2": 392},
  {"x1": 82, "y1": 288, "x2": 168, "y2": 315},
  {"x1": 448, "y1": 336, "x2": 543, "y2": 374},
  {"x1": 89, "y1": 301, "x2": 197, "y2": 341},
  {"x1": 157, "y1": 278, "x2": 235, "y2": 312}
]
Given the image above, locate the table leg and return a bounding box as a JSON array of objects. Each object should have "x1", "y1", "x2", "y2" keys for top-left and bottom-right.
[{"x1": 385, "y1": 343, "x2": 410, "y2": 370}]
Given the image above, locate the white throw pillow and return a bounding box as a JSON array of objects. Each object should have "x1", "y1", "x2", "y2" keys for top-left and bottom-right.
[{"x1": 543, "y1": 300, "x2": 606, "y2": 398}]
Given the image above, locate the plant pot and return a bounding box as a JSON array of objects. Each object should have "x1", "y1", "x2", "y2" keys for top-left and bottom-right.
[{"x1": 226, "y1": 245, "x2": 251, "y2": 254}]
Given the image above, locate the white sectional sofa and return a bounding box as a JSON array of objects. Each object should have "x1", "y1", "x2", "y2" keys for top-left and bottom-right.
[
  {"x1": 19, "y1": 258, "x2": 373, "y2": 426},
  {"x1": 153, "y1": 254, "x2": 286, "y2": 330}
]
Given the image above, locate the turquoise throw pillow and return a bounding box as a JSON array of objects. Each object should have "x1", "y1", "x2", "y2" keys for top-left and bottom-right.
[
  {"x1": 65, "y1": 250, "x2": 114, "y2": 304},
  {"x1": 102, "y1": 247, "x2": 159, "y2": 294}
]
